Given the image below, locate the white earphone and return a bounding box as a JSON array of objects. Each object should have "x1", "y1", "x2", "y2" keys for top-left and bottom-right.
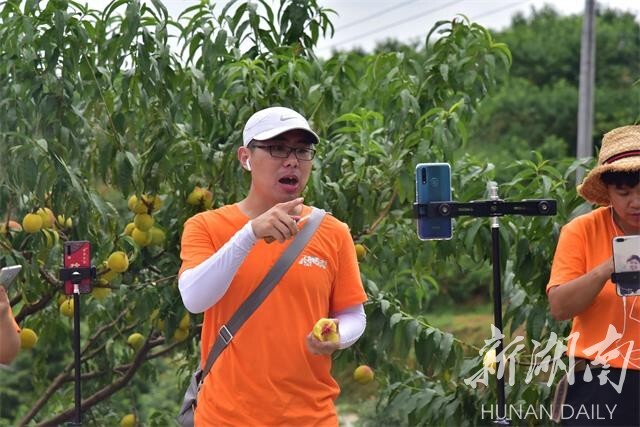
[{"x1": 245, "y1": 159, "x2": 252, "y2": 171}]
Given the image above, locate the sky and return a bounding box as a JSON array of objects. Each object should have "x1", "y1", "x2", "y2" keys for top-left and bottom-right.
[
  {"x1": 314, "y1": 0, "x2": 638, "y2": 55},
  {"x1": 86, "y1": 0, "x2": 638, "y2": 56}
]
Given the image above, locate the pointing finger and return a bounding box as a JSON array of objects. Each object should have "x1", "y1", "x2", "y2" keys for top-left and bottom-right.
[{"x1": 278, "y1": 197, "x2": 304, "y2": 212}]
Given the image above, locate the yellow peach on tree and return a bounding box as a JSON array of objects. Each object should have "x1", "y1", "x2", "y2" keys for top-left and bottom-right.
[
  {"x1": 173, "y1": 328, "x2": 189, "y2": 342},
  {"x1": 22, "y1": 213, "x2": 43, "y2": 234},
  {"x1": 120, "y1": 413, "x2": 136, "y2": 427},
  {"x1": 60, "y1": 299, "x2": 74, "y2": 318},
  {"x1": 107, "y1": 251, "x2": 129, "y2": 273},
  {"x1": 0, "y1": 220, "x2": 22, "y2": 236},
  {"x1": 353, "y1": 365, "x2": 375, "y2": 385},
  {"x1": 186, "y1": 187, "x2": 204, "y2": 205},
  {"x1": 132, "y1": 228, "x2": 152, "y2": 246},
  {"x1": 133, "y1": 213, "x2": 154, "y2": 231},
  {"x1": 20, "y1": 328, "x2": 38, "y2": 349},
  {"x1": 36, "y1": 207, "x2": 55, "y2": 228},
  {"x1": 127, "y1": 333, "x2": 145, "y2": 350}
]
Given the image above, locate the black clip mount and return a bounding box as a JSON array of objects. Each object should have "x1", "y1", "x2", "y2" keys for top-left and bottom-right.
[
  {"x1": 611, "y1": 271, "x2": 640, "y2": 284},
  {"x1": 413, "y1": 199, "x2": 557, "y2": 220},
  {"x1": 611, "y1": 271, "x2": 640, "y2": 295},
  {"x1": 59, "y1": 267, "x2": 97, "y2": 283}
]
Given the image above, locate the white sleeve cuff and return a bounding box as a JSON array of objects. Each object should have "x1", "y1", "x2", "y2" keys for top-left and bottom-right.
[
  {"x1": 179, "y1": 222, "x2": 256, "y2": 313},
  {"x1": 333, "y1": 304, "x2": 366, "y2": 349}
]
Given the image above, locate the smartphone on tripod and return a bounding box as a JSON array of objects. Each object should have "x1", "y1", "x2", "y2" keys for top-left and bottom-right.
[
  {"x1": 612, "y1": 235, "x2": 640, "y2": 296},
  {"x1": 63, "y1": 241, "x2": 93, "y2": 295},
  {"x1": 415, "y1": 163, "x2": 452, "y2": 240}
]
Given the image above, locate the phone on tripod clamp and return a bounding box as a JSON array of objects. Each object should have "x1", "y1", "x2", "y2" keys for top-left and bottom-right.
[
  {"x1": 61, "y1": 241, "x2": 95, "y2": 295},
  {"x1": 415, "y1": 163, "x2": 453, "y2": 240}
]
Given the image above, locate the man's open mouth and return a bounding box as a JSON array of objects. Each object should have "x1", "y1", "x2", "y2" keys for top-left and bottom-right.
[{"x1": 279, "y1": 176, "x2": 299, "y2": 185}]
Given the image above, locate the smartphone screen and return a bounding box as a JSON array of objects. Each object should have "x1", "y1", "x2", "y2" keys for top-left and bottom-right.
[
  {"x1": 64, "y1": 241, "x2": 92, "y2": 295},
  {"x1": 612, "y1": 235, "x2": 640, "y2": 296},
  {"x1": 0, "y1": 265, "x2": 22, "y2": 290},
  {"x1": 415, "y1": 163, "x2": 452, "y2": 240}
]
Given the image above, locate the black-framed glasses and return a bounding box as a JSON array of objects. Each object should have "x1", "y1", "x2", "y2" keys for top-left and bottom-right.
[{"x1": 252, "y1": 145, "x2": 316, "y2": 161}]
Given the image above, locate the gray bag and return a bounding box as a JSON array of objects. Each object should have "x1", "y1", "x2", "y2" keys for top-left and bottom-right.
[
  {"x1": 176, "y1": 208, "x2": 326, "y2": 427},
  {"x1": 177, "y1": 368, "x2": 202, "y2": 427}
]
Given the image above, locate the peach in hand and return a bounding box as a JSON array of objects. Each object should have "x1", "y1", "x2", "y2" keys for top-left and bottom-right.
[{"x1": 312, "y1": 318, "x2": 339, "y2": 343}]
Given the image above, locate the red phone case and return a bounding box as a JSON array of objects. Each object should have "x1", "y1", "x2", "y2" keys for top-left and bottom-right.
[{"x1": 64, "y1": 241, "x2": 92, "y2": 295}]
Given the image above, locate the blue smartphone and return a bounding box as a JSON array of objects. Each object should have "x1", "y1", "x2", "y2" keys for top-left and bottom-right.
[{"x1": 415, "y1": 163, "x2": 452, "y2": 240}]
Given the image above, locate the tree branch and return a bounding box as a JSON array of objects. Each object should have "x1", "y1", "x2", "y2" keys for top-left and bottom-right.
[
  {"x1": 17, "y1": 371, "x2": 72, "y2": 426},
  {"x1": 33, "y1": 333, "x2": 156, "y2": 427},
  {"x1": 17, "y1": 309, "x2": 135, "y2": 424},
  {"x1": 361, "y1": 187, "x2": 398, "y2": 238},
  {"x1": 15, "y1": 266, "x2": 63, "y2": 323},
  {"x1": 15, "y1": 292, "x2": 55, "y2": 323}
]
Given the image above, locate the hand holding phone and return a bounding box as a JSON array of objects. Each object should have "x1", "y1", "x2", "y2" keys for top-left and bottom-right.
[{"x1": 0, "y1": 266, "x2": 22, "y2": 290}]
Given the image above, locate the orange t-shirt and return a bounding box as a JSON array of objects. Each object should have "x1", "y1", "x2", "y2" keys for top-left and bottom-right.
[
  {"x1": 547, "y1": 206, "x2": 639, "y2": 370},
  {"x1": 179, "y1": 204, "x2": 367, "y2": 426}
]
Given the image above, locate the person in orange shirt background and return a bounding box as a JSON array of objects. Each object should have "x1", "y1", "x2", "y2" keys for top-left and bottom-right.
[
  {"x1": 178, "y1": 106, "x2": 367, "y2": 426},
  {"x1": 0, "y1": 284, "x2": 20, "y2": 365},
  {"x1": 547, "y1": 125, "x2": 640, "y2": 426}
]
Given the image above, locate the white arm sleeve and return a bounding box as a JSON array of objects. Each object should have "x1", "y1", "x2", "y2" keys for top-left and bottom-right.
[
  {"x1": 179, "y1": 221, "x2": 256, "y2": 313},
  {"x1": 332, "y1": 304, "x2": 366, "y2": 349}
]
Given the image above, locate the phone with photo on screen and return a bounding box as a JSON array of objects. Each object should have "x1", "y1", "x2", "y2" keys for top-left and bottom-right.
[
  {"x1": 63, "y1": 241, "x2": 92, "y2": 295},
  {"x1": 0, "y1": 265, "x2": 22, "y2": 290},
  {"x1": 612, "y1": 235, "x2": 640, "y2": 296},
  {"x1": 415, "y1": 163, "x2": 452, "y2": 240}
]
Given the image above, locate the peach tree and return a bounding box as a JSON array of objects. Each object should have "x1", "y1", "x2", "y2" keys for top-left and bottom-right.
[{"x1": 0, "y1": 0, "x2": 581, "y2": 425}]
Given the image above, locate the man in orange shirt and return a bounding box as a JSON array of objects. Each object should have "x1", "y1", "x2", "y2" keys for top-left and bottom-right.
[
  {"x1": 179, "y1": 107, "x2": 367, "y2": 426},
  {"x1": 547, "y1": 125, "x2": 640, "y2": 426}
]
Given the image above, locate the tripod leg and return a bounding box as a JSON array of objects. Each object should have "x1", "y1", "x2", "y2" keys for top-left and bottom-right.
[
  {"x1": 73, "y1": 289, "x2": 82, "y2": 425},
  {"x1": 491, "y1": 226, "x2": 509, "y2": 425}
]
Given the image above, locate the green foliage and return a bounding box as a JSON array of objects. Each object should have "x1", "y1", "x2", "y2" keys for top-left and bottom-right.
[
  {"x1": 0, "y1": 0, "x2": 601, "y2": 425},
  {"x1": 467, "y1": 5, "x2": 639, "y2": 161},
  {"x1": 505, "y1": 6, "x2": 639, "y2": 88}
]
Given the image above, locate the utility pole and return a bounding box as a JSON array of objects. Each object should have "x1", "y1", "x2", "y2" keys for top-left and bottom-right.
[{"x1": 576, "y1": 0, "x2": 596, "y2": 183}]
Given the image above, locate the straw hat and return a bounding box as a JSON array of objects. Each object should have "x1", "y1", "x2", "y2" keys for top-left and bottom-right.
[{"x1": 577, "y1": 125, "x2": 640, "y2": 205}]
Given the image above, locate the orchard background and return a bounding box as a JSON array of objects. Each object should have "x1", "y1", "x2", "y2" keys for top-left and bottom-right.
[{"x1": 0, "y1": 0, "x2": 638, "y2": 426}]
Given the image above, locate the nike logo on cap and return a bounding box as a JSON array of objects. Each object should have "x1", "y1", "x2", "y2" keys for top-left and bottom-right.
[{"x1": 280, "y1": 115, "x2": 297, "y2": 121}]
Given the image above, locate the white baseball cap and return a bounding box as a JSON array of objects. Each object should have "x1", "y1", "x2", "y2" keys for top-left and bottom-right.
[{"x1": 242, "y1": 106, "x2": 319, "y2": 147}]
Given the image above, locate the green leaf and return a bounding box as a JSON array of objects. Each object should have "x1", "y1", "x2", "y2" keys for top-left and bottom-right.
[
  {"x1": 438, "y1": 332, "x2": 454, "y2": 365},
  {"x1": 389, "y1": 312, "x2": 403, "y2": 328},
  {"x1": 115, "y1": 151, "x2": 134, "y2": 196}
]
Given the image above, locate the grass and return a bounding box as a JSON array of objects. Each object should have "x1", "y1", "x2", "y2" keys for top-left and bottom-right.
[{"x1": 426, "y1": 299, "x2": 495, "y2": 350}]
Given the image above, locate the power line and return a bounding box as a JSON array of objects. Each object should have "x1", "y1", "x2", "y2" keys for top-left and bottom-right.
[
  {"x1": 320, "y1": 0, "x2": 533, "y2": 52},
  {"x1": 335, "y1": 0, "x2": 417, "y2": 32},
  {"x1": 470, "y1": 0, "x2": 531, "y2": 22},
  {"x1": 321, "y1": 0, "x2": 464, "y2": 50}
]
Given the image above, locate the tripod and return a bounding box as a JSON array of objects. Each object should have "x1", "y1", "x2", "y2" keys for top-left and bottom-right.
[
  {"x1": 59, "y1": 264, "x2": 96, "y2": 425},
  {"x1": 414, "y1": 182, "x2": 557, "y2": 424}
]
